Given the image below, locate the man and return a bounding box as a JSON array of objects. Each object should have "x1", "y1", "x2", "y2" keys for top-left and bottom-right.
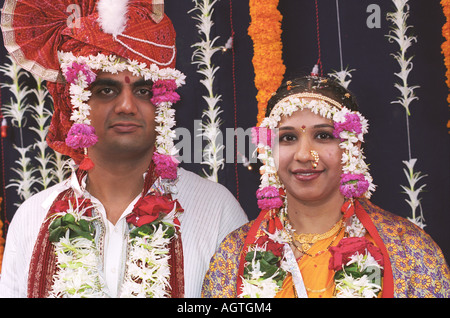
[{"x1": 0, "y1": 0, "x2": 247, "y2": 297}]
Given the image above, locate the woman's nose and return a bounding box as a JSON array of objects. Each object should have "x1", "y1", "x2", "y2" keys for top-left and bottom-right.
[{"x1": 293, "y1": 138, "x2": 313, "y2": 163}]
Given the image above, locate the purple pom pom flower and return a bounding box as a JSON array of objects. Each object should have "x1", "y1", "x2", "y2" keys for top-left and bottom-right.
[
  {"x1": 339, "y1": 173, "x2": 369, "y2": 198},
  {"x1": 65, "y1": 123, "x2": 98, "y2": 149},
  {"x1": 153, "y1": 152, "x2": 179, "y2": 180},
  {"x1": 151, "y1": 79, "x2": 181, "y2": 105},
  {"x1": 64, "y1": 62, "x2": 96, "y2": 85},
  {"x1": 333, "y1": 113, "x2": 363, "y2": 139},
  {"x1": 256, "y1": 186, "x2": 283, "y2": 210}
]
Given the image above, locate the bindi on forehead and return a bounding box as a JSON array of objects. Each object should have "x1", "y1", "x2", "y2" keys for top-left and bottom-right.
[{"x1": 124, "y1": 75, "x2": 131, "y2": 84}]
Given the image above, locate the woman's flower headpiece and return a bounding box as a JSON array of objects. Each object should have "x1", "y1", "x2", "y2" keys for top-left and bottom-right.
[
  {"x1": 58, "y1": 51, "x2": 186, "y2": 177},
  {"x1": 252, "y1": 91, "x2": 375, "y2": 209}
]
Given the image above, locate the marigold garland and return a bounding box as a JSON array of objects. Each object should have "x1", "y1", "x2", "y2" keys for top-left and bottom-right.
[
  {"x1": 442, "y1": 0, "x2": 450, "y2": 132},
  {"x1": 248, "y1": 0, "x2": 285, "y2": 126}
]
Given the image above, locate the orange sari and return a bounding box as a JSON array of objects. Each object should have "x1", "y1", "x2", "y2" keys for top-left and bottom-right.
[{"x1": 275, "y1": 231, "x2": 379, "y2": 298}]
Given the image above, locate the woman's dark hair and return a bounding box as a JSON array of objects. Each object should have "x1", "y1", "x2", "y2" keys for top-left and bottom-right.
[{"x1": 266, "y1": 75, "x2": 359, "y2": 117}]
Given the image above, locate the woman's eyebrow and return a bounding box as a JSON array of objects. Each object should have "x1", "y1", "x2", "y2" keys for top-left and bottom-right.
[
  {"x1": 278, "y1": 124, "x2": 334, "y2": 130},
  {"x1": 278, "y1": 126, "x2": 295, "y2": 131},
  {"x1": 313, "y1": 123, "x2": 334, "y2": 129}
]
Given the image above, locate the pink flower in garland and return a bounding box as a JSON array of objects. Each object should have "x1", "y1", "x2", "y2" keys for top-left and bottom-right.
[
  {"x1": 153, "y1": 152, "x2": 179, "y2": 179},
  {"x1": 333, "y1": 113, "x2": 363, "y2": 139},
  {"x1": 256, "y1": 186, "x2": 283, "y2": 210},
  {"x1": 251, "y1": 126, "x2": 275, "y2": 147},
  {"x1": 65, "y1": 123, "x2": 98, "y2": 149},
  {"x1": 64, "y1": 62, "x2": 96, "y2": 85},
  {"x1": 151, "y1": 79, "x2": 180, "y2": 105},
  {"x1": 340, "y1": 173, "x2": 369, "y2": 198}
]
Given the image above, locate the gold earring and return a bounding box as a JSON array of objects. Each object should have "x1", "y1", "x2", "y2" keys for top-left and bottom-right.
[{"x1": 310, "y1": 150, "x2": 319, "y2": 169}]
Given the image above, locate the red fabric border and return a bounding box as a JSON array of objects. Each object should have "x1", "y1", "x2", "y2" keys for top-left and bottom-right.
[{"x1": 354, "y1": 200, "x2": 394, "y2": 298}]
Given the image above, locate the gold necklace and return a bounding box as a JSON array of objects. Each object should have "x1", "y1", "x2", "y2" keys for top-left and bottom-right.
[
  {"x1": 293, "y1": 280, "x2": 335, "y2": 297},
  {"x1": 289, "y1": 217, "x2": 344, "y2": 257}
]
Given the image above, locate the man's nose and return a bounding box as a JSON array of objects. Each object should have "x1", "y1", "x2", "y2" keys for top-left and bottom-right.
[{"x1": 114, "y1": 87, "x2": 137, "y2": 115}]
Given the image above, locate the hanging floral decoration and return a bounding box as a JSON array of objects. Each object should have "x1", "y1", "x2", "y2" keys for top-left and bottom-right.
[
  {"x1": 189, "y1": 0, "x2": 225, "y2": 182},
  {"x1": 442, "y1": 0, "x2": 450, "y2": 132},
  {"x1": 58, "y1": 52, "x2": 185, "y2": 177},
  {"x1": 253, "y1": 96, "x2": 375, "y2": 211},
  {"x1": 248, "y1": 0, "x2": 286, "y2": 126},
  {"x1": 240, "y1": 93, "x2": 382, "y2": 298},
  {"x1": 387, "y1": 0, "x2": 427, "y2": 229}
]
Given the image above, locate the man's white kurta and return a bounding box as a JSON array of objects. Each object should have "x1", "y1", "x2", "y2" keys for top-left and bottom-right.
[{"x1": 0, "y1": 168, "x2": 248, "y2": 297}]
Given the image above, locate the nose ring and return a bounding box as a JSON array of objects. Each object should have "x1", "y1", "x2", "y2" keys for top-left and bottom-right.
[{"x1": 310, "y1": 150, "x2": 320, "y2": 169}]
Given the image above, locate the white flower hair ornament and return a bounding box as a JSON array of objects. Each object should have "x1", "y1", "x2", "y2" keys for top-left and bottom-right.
[
  {"x1": 251, "y1": 79, "x2": 376, "y2": 212},
  {"x1": 59, "y1": 52, "x2": 185, "y2": 177}
]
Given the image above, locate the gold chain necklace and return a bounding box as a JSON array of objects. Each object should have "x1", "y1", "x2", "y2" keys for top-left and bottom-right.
[{"x1": 289, "y1": 217, "x2": 344, "y2": 257}]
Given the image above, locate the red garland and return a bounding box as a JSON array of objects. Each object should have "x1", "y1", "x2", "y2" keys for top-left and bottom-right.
[
  {"x1": 126, "y1": 193, "x2": 182, "y2": 228},
  {"x1": 329, "y1": 236, "x2": 384, "y2": 272}
]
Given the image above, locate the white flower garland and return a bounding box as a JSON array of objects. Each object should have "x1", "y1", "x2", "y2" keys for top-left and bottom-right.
[
  {"x1": 189, "y1": 0, "x2": 225, "y2": 182},
  {"x1": 48, "y1": 52, "x2": 186, "y2": 297},
  {"x1": 239, "y1": 212, "x2": 383, "y2": 298},
  {"x1": 386, "y1": 0, "x2": 427, "y2": 229},
  {"x1": 47, "y1": 198, "x2": 105, "y2": 298},
  {"x1": 58, "y1": 51, "x2": 186, "y2": 158},
  {"x1": 120, "y1": 212, "x2": 179, "y2": 298},
  {"x1": 243, "y1": 94, "x2": 382, "y2": 298},
  {"x1": 48, "y1": 189, "x2": 181, "y2": 298},
  {"x1": 258, "y1": 96, "x2": 375, "y2": 199}
]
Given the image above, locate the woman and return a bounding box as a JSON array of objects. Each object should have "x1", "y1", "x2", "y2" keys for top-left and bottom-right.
[{"x1": 202, "y1": 75, "x2": 450, "y2": 298}]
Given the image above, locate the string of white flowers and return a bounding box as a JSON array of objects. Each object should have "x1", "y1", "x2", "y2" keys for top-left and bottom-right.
[
  {"x1": 329, "y1": 67, "x2": 355, "y2": 90},
  {"x1": 333, "y1": 215, "x2": 382, "y2": 298},
  {"x1": 0, "y1": 56, "x2": 37, "y2": 203},
  {"x1": 29, "y1": 74, "x2": 59, "y2": 190},
  {"x1": 386, "y1": 0, "x2": 419, "y2": 117},
  {"x1": 50, "y1": 152, "x2": 70, "y2": 185},
  {"x1": 7, "y1": 145, "x2": 37, "y2": 204},
  {"x1": 121, "y1": 216, "x2": 178, "y2": 298},
  {"x1": 329, "y1": 0, "x2": 356, "y2": 90},
  {"x1": 334, "y1": 252, "x2": 383, "y2": 298},
  {"x1": 189, "y1": 0, "x2": 225, "y2": 182},
  {"x1": 239, "y1": 227, "x2": 289, "y2": 298},
  {"x1": 1, "y1": 55, "x2": 70, "y2": 205},
  {"x1": 48, "y1": 192, "x2": 179, "y2": 298},
  {"x1": 0, "y1": 55, "x2": 31, "y2": 147},
  {"x1": 259, "y1": 97, "x2": 375, "y2": 198},
  {"x1": 239, "y1": 211, "x2": 382, "y2": 298},
  {"x1": 401, "y1": 158, "x2": 427, "y2": 229},
  {"x1": 58, "y1": 51, "x2": 185, "y2": 159},
  {"x1": 48, "y1": 199, "x2": 105, "y2": 298},
  {"x1": 386, "y1": 0, "x2": 427, "y2": 228}
]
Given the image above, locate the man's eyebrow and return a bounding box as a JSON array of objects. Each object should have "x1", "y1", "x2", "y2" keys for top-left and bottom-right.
[
  {"x1": 89, "y1": 78, "x2": 153, "y2": 89},
  {"x1": 132, "y1": 79, "x2": 153, "y2": 88},
  {"x1": 90, "y1": 78, "x2": 122, "y2": 88}
]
